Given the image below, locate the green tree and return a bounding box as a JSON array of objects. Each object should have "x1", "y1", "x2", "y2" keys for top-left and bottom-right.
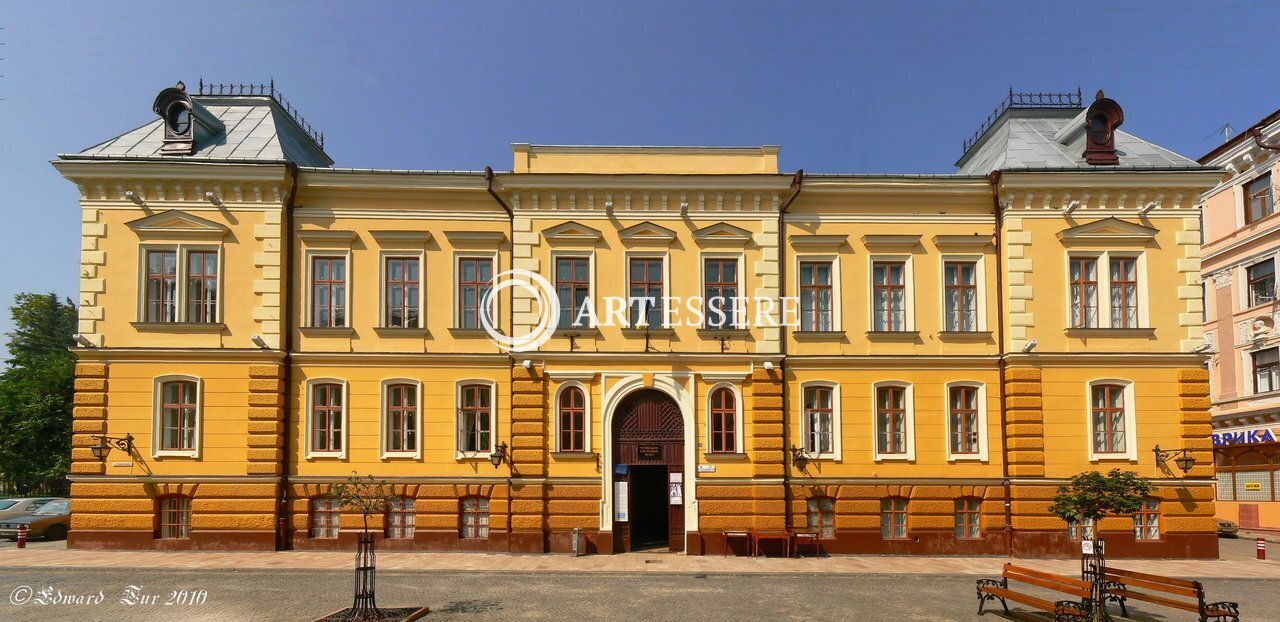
[
  {"x1": 0, "y1": 293, "x2": 77, "y2": 492},
  {"x1": 1048, "y1": 468, "x2": 1154, "y2": 541}
]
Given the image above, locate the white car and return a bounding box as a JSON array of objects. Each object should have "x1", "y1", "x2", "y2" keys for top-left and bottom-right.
[{"x1": 0, "y1": 498, "x2": 64, "y2": 522}]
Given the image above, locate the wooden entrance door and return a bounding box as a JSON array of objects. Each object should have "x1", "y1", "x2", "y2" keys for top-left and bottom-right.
[{"x1": 613, "y1": 389, "x2": 684, "y2": 552}]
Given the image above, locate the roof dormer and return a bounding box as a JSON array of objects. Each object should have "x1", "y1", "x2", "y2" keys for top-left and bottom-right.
[
  {"x1": 151, "y1": 81, "x2": 224, "y2": 156},
  {"x1": 1083, "y1": 90, "x2": 1124, "y2": 166}
]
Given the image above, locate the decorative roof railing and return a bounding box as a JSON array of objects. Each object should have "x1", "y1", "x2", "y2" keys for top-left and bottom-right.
[
  {"x1": 962, "y1": 87, "x2": 1083, "y2": 155},
  {"x1": 197, "y1": 78, "x2": 325, "y2": 149}
]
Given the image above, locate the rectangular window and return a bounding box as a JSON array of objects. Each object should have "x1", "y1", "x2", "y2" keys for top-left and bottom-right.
[
  {"x1": 460, "y1": 497, "x2": 490, "y2": 539},
  {"x1": 311, "y1": 256, "x2": 347, "y2": 327},
  {"x1": 460, "y1": 384, "x2": 492, "y2": 453},
  {"x1": 943, "y1": 261, "x2": 977, "y2": 331},
  {"x1": 1069, "y1": 257, "x2": 1098, "y2": 328},
  {"x1": 880, "y1": 498, "x2": 907, "y2": 539},
  {"x1": 457, "y1": 257, "x2": 493, "y2": 329},
  {"x1": 384, "y1": 257, "x2": 420, "y2": 328},
  {"x1": 386, "y1": 497, "x2": 415, "y2": 539},
  {"x1": 872, "y1": 261, "x2": 906, "y2": 331},
  {"x1": 555, "y1": 257, "x2": 591, "y2": 330},
  {"x1": 876, "y1": 386, "x2": 906, "y2": 455},
  {"x1": 310, "y1": 498, "x2": 340, "y2": 538},
  {"x1": 803, "y1": 386, "x2": 833, "y2": 455},
  {"x1": 158, "y1": 496, "x2": 192, "y2": 539},
  {"x1": 311, "y1": 383, "x2": 343, "y2": 453},
  {"x1": 1248, "y1": 260, "x2": 1276, "y2": 307},
  {"x1": 1109, "y1": 257, "x2": 1138, "y2": 328},
  {"x1": 146, "y1": 250, "x2": 178, "y2": 322},
  {"x1": 629, "y1": 258, "x2": 664, "y2": 328},
  {"x1": 1255, "y1": 348, "x2": 1280, "y2": 394},
  {"x1": 1091, "y1": 384, "x2": 1126, "y2": 454},
  {"x1": 954, "y1": 498, "x2": 981, "y2": 540},
  {"x1": 186, "y1": 250, "x2": 218, "y2": 323},
  {"x1": 799, "y1": 261, "x2": 833, "y2": 332},
  {"x1": 704, "y1": 258, "x2": 739, "y2": 329},
  {"x1": 1133, "y1": 498, "x2": 1160, "y2": 541},
  {"x1": 160, "y1": 381, "x2": 197, "y2": 452},
  {"x1": 1068, "y1": 517, "x2": 1096, "y2": 541},
  {"x1": 948, "y1": 386, "x2": 979, "y2": 455},
  {"x1": 1247, "y1": 173, "x2": 1275, "y2": 224},
  {"x1": 806, "y1": 497, "x2": 835, "y2": 539},
  {"x1": 385, "y1": 384, "x2": 417, "y2": 453}
]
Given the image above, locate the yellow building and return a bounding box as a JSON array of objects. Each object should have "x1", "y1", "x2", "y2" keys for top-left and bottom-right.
[{"x1": 55, "y1": 83, "x2": 1221, "y2": 557}]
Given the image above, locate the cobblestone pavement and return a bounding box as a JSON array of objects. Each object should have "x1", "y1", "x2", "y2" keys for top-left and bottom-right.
[{"x1": 0, "y1": 568, "x2": 1274, "y2": 622}]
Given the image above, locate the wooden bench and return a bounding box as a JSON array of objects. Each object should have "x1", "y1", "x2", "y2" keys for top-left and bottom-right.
[
  {"x1": 1099, "y1": 566, "x2": 1239, "y2": 622},
  {"x1": 976, "y1": 563, "x2": 1094, "y2": 622}
]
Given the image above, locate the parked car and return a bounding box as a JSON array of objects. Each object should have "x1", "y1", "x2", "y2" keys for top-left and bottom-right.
[
  {"x1": 1217, "y1": 518, "x2": 1239, "y2": 538},
  {"x1": 0, "y1": 498, "x2": 71, "y2": 540},
  {"x1": 0, "y1": 498, "x2": 63, "y2": 522}
]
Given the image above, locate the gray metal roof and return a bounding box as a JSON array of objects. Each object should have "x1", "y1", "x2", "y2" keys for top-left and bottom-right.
[
  {"x1": 956, "y1": 108, "x2": 1203, "y2": 174},
  {"x1": 65, "y1": 96, "x2": 333, "y2": 167}
]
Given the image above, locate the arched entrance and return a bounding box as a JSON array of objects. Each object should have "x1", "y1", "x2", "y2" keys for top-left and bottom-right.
[{"x1": 611, "y1": 388, "x2": 685, "y2": 552}]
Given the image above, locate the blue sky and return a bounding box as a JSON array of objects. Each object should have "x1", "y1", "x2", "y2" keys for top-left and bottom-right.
[{"x1": 0, "y1": 1, "x2": 1276, "y2": 340}]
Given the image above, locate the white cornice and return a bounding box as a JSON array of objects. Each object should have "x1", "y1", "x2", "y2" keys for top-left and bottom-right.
[
  {"x1": 997, "y1": 170, "x2": 1222, "y2": 190},
  {"x1": 496, "y1": 174, "x2": 791, "y2": 192},
  {"x1": 53, "y1": 160, "x2": 289, "y2": 183}
]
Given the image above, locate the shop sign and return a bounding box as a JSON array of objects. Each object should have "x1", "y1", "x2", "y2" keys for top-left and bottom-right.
[
  {"x1": 1245, "y1": 482, "x2": 1264, "y2": 491},
  {"x1": 1212, "y1": 428, "x2": 1278, "y2": 447}
]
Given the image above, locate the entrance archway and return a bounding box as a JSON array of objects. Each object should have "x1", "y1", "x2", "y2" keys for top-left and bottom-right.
[{"x1": 611, "y1": 388, "x2": 685, "y2": 552}]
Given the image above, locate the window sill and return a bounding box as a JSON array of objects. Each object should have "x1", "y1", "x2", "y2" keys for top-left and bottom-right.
[
  {"x1": 946, "y1": 455, "x2": 986, "y2": 463},
  {"x1": 131, "y1": 322, "x2": 226, "y2": 333},
  {"x1": 621, "y1": 328, "x2": 676, "y2": 338},
  {"x1": 874, "y1": 455, "x2": 915, "y2": 462},
  {"x1": 1064, "y1": 328, "x2": 1156, "y2": 338},
  {"x1": 554, "y1": 327, "x2": 601, "y2": 338},
  {"x1": 792, "y1": 330, "x2": 846, "y2": 342},
  {"x1": 704, "y1": 452, "x2": 748, "y2": 460},
  {"x1": 865, "y1": 330, "x2": 921, "y2": 341},
  {"x1": 300, "y1": 326, "x2": 354, "y2": 336},
  {"x1": 455, "y1": 452, "x2": 494, "y2": 461},
  {"x1": 696, "y1": 328, "x2": 751, "y2": 338},
  {"x1": 154, "y1": 451, "x2": 199, "y2": 459},
  {"x1": 938, "y1": 330, "x2": 993, "y2": 341},
  {"x1": 372, "y1": 327, "x2": 429, "y2": 337},
  {"x1": 379, "y1": 452, "x2": 421, "y2": 460},
  {"x1": 305, "y1": 453, "x2": 347, "y2": 460},
  {"x1": 449, "y1": 328, "x2": 497, "y2": 337},
  {"x1": 551, "y1": 451, "x2": 597, "y2": 459}
]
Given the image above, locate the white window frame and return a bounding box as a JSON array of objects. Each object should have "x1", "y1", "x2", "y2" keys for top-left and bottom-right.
[
  {"x1": 456, "y1": 378, "x2": 498, "y2": 459},
  {"x1": 453, "y1": 253, "x2": 499, "y2": 330},
  {"x1": 550, "y1": 250, "x2": 596, "y2": 330},
  {"x1": 1240, "y1": 255, "x2": 1278, "y2": 311},
  {"x1": 379, "y1": 378, "x2": 423, "y2": 459},
  {"x1": 705, "y1": 382, "x2": 744, "y2": 454},
  {"x1": 378, "y1": 252, "x2": 425, "y2": 329},
  {"x1": 872, "y1": 380, "x2": 915, "y2": 461},
  {"x1": 939, "y1": 255, "x2": 987, "y2": 332},
  {"x1": 1065, "y1": 250, "x2": 1149, "y2": 329},
  {"x1": 136, "y1": 243, "x2": 224, "y2": 323},
  {"x1": 795, "y1": 255, "x2": 841, "y2": 332},
  {"x1": 553, "y1": 380, "x2": 592, "y2": 453},
  {"x1": 152, "y1": 374, "x2": 202, "y2": 458},
  {"x1": 868, "y1": 255, "x2": 914, "y2": 332},
  {"x1": 1245, "y1": 346, "x2": 1280, "y2": 396},
  {"x1": 944, "y1": 381, "x2": 989, "y2": 462},
  {"x1": 304, "y1": 249, "x2": 353, "y2": 328},
  {"x1": 699, "y1": 252, "x2": 746, "y2": 329},
  {"x1": 1085, "y1": 378, "x2": 1138, "y2": 462},
  {"x1": 305, "y1": 377, "x2": 349, "y2": 459},
  {"x1": 799, "y1": 380, "x2": 841, "y2": 460},
  {"x1": 623, "y1": 251, "x2": 670, "y2": 329}
]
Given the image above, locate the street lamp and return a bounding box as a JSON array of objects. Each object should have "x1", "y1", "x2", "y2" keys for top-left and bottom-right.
[
  {"x1": 90, "y1": 434, "x2": 135, "y2": 460},
  {"x1": 1153, "y1": 445, "x2": 1196, "y2": 474}
]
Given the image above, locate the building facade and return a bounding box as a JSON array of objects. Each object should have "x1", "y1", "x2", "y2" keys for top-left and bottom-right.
[
  {"x1": 1200, "y1": 108, "x2": 1280, "y2": 532},
  {"x1": 57, "y1": 83, "x2": 1221, "y2": 557}
]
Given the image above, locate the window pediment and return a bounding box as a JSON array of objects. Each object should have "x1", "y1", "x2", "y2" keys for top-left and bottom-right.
[
  {"x1": 618, "y1": 221, "x2": 677, "y2": 246},
  {"x1": 933, "y1": 234, "x2": 994, "y2": 250},
  {"x1": 789, "y1": 234, "x2": 847, "y2": 250},
  {"x1": 1057, "y1": 217, "x2": 1157, "y2": 245},
  {"x1": 693, "y1": 222, "x2": 752, "y2": 246},
  {"x1": 127, "y1": 210, "x2": 228, "y2": 240},
  {"x1": 444, "y1": 230, "x2": 507, "y2": 247},
  {"x1": 370, "y1": 230, "x2": 432, "y2": 247},
  {"x1": 862, "y1": 234, "x2": 922, "y2": 251},
  {"x1": 543, "y1": 221, "x2": 603, "y2": 246}
]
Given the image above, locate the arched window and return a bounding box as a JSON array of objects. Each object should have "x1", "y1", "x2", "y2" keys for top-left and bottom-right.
[
  {"x1": 806, "y1": 497, "x2": 834, "y2": 539},
  {"x1": 158, "y1": 379, "x2": 198, "y2": 453},
  {"x1": 386, "y1": 496, "x2": 416, "y2": 539},
  {"x1": 880, "y1": 497, "x2": 908, "y2": 540},
  {"x1": 310, "y1": 497, "x2": 340, "y2": 538},
  {"x1": 157, "y1": 495, "x2": 192, "y2": 539},
  {"x1": 709, "y1": 387, "x2": 737, "y2": 454},
  {"x1": 558, "y1": 386, "x2": 586, "y2": 452},
  {"x1": 460, "y1": 496, "x2": 490, "y2": 539},
  {"x1": 385, "y1": 383, "x2": 418, "y2": 454}
]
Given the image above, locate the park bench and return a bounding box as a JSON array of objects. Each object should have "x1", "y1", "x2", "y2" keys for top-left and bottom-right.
[
  {"x1": 1099, "y1": 566, "x2": 1239, "y2": 622},
  {"x1": 976, "y1": 563, "x2": 1094, "y2": 622}
]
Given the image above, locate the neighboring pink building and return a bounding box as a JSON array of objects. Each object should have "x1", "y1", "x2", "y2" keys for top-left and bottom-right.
[{"x1": 1201, "y1": 108, "x2": 1280, "y2": 532}]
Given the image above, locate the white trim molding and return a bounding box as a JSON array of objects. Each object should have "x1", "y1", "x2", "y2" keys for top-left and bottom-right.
[
  {"x1": 304, "y1": 377, "x2": 349, "y2": 460},
  {"x1": 705, "y1": 381, "x2": 745, "y2": 454},
  {"x1": 151, "y1": 374, "x2": 202, "y2": 459},
  {"x1": 379, "y1": 378, "x2": 423, "y2": 460},
  {"x1": 1085, "y1": 378, "x2": 1138, "y2": 462},
  {"x1": 872, "y1": 380, "x2": 915, "y2": 462},
  {"x1": 944, "y1": 381, "x2": 989, "y2": 462},
  {"x1": 553, "y1": 380, "x2": 593, "y2": 453}
]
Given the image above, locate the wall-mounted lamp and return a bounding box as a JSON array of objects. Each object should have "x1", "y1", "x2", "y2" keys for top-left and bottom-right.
[
  {"x1": 489, "y1": 441, "x2": 509, "y2": 469},
  {"x1": 205, "y1": 191, "x2": 223, "y2": 207},
  {"x1": 124, "y1": 191, "x2": 147, "y2": 207},
  {"x1": 1192, "y1": 343, "x2": 1213, "y2": 354},
  {"x1": 522, "y1": 359, "x2": 533, "y2": 369},
  {"x1": 1021, "y1": 339, "x2": 1038, "y2": 353},
  {"x1": 1140, "y1": 201, "x2": 1159, "y2": 215},
  {"x1": 1153, "y1": 445, "x2": 1196, "y2": 474},
  {"x1": 789, "y1": 445, "x2": 810, "y2": 471},
  {"x1": 1063, "y1": 200, "x2": 1081, "y2": 215},
  {"x1": 251, "y1": 334, "x2": 268, "y2": 348},
  {"x1": 73, "y1": 334, "x2": 95, "y2": 348},
  {"x1": 90, "y1": 434, "x2": 135, "y2": 460},
  {"x1": 763, "y1": 361, "x2": 775, "y2": 371}
]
